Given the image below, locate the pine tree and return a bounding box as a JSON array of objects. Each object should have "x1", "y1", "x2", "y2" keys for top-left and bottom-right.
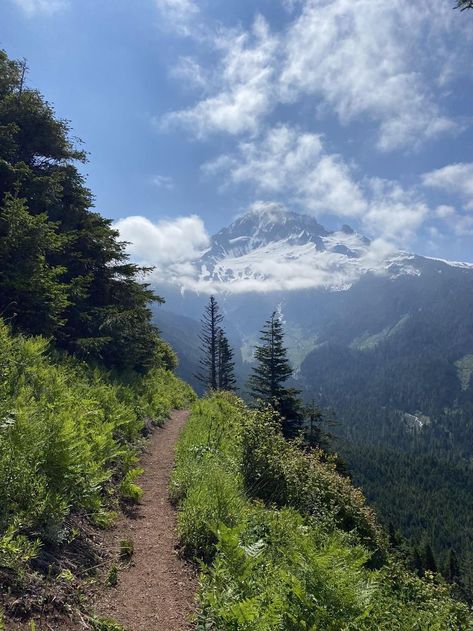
[
  {"x1": 197, "y1": 296, "x2": 223, "y2": 390},
  {"x1": 248, "y1": 311, "x2": 303, "y2": 438},
  {"x1": 455, "y1": 1, "x2": 473, "y2": 10},
  {"x1": 217, "y1": 329, "x2": 236, "y2": 391},
  {"x1": 421, "y1": 541, "x2": 437, "y2": 575},
  {"x1": 304, "y1": 400, "x2": 324, "y2": 448},
  {"x1": 444, "y1": 549, "x2": 461, "y2": 584}
]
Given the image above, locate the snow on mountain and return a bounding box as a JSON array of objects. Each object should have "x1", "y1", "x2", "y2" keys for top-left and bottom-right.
[{"x1": 163, "y1": 207, "x2": 472, "y2": 294}]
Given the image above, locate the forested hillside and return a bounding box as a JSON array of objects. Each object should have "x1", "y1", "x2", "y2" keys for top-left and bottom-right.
[
  {"x1": 0, "y1": 49, "x2": 195, "y2": 627},
  {"x1": 299, "y1": 271, "x2": 473, "y2": 594},
  {"x1": 172, "y1": 393, "x2": 471, "y2": 629}
]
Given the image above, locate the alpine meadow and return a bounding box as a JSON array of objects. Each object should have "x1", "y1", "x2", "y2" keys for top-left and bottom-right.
[{"x1": 1, "y1": 0, "x2": 473, "y2": 629}]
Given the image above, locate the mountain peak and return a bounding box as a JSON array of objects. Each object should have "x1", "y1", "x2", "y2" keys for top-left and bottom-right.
[{"x1": 202, "y1": 208, "x2": 329, "y2": 264}]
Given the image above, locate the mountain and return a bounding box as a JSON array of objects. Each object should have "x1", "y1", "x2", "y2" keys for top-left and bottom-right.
[
  {"x1": 156, "y1": 206, "x2": 473, "y2": 388},
  {"x1": 154, "y1": 206, "x2": 473, "y2": 585},
  {"x1": 192, "y1": 205, "x2": 425, "y2": 292}
]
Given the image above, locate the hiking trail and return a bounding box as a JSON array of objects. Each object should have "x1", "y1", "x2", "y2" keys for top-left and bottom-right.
[{"x1": 96, "y1": 409, "x2": 196, "y2": 631}]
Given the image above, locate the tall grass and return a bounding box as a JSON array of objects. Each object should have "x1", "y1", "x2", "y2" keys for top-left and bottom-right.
[
  {"x1": 171, "y1": 392, "x2": 471, "y2": 629},
  {"x1": 0, "y1": 320, "x2": 195, "y2": 596}
]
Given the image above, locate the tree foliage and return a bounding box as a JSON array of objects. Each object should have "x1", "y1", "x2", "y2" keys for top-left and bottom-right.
[
  {"x1": 455, "y1": 1, "x2": 473, "y2": 10},
  {"x1": 248, "y1": 311, "x2": 303, "y2": 437},
  {"x1": 0, "y1": 49, "x2": 164, "y2": 372},
  {"x1": 217, "y1": 329, "x2": 236, "y2": 391},
  {"x1": 197, "y1": 296, "x2": 236, "y2": 391},
  {"x1": 197, "y1": 296, "x2": 223, "y2": 390}
]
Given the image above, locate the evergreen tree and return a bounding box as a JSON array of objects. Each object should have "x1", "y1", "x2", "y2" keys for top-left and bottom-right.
[
  {"x1": 197, "y1": 296, "x2": 223, "y2": 390},
  {"x1": 420, "y1": 541, "x2": 437, "y2": 575},
  {"x1": 0, "y1": 195, "x2": 68, "y2": 336},
  {"x1": 217, "y1": 329, "x2": 236, "y2": 391},
  {"x1": 444, "y1": 549, "x2": 461, "y2": 584},
  {"x1": 455, "y1": 1, "x2": 473, "y2": 10},
  {"x1": 0, "y1": 49, "x2": 164, "y2": 372},
  {"x1": 248, "y1": 311, "x2": 303, "y2": 438},
  {"x1": 303, "y1": 400, "x2": 326, "y2": 448}
]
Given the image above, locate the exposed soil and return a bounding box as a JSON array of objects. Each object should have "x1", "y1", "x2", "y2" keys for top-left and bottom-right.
[{"x1": 95, "y1": 409, "x2": 196, "y2": 631}]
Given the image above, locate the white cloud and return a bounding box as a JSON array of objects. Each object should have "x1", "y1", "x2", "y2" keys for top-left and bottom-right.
[
  {"x1": 164, "y1": 0, "x2": 461, "y2": 149},
  {"x1": 154, "y1": 0, "x2": 199, "y2": 34},
  {"x1": 422, "y1": 163, "x2": 473, "y2": 210},
  {"x1": 170, "y1": 57, "x2": 207, "y2": 91},
  {"x1": 162, "y1": 15, "x2": 279, "y2": 136},
  {"x1": 204, "y1": 125, "x2": 366, "y2": 216},
  {"x1": 152, "y1": 175, "x2": 174, "y2": 190},
  {"x1": 279, "y1": 0, "x2": 455, "y2": 151},
  {"x1": 364, "y1": 179, "x2": 429, "y2": 243},
  {"x1": 12, "y1": 0, "x2": 67, "y2": 15},
  {"x1": 205, "y1": 124, "x2": 429, "y2": 244},
  {"x1": 114, "y1": 215, "x2": 210, "y2": 269}
]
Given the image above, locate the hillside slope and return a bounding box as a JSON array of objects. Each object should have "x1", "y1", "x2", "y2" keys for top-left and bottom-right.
[{"x1": 171, "y1": 393, "x2": 471, "y2": 629}]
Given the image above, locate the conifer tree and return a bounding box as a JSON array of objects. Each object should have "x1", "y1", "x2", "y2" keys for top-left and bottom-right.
[
  {"x1": 444, "y1": 549, "x2": 461, "y2": 584},
  {"x1": 421, "y1": 541, "x2": 437, "y2": 575},
  {"x1": 0, "y1": 50, "x2": 164, "y2": 372},
  {"x1": 455, "y1": 1, "x2": 473, "y2": 10},
  {"x1": 217, "y1": 329, "x2": 236, "y2": 391},
  {"x1": 248, "y1": 311, "x2": 303, "y2": 438},
  {"x1": 304, "y1": 400, "x2": 325, "y2": 448},
  {"x1": 197, "y1": 296, "x2": 223, "y2": 390}
]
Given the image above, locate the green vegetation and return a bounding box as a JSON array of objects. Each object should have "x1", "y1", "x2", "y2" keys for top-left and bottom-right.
[
  {"x1": 197, "y1": 296, "x2": 236, "y2": 391},
  {"x1": 248, "y1": 311, "x2": 303, "y2": 438},
  {"x1": 0, "y1": 320, "x2": 195, "y2": 615},
  {"x1": 171, "y1": 393, "x2": 471, "y2": 629},
  {"x1": 0, "y1": 50, "x2": 166, "y2": 372},
  {"x1": 301, "y1": 327, "x2": 473, "y2": 593},
  {"x1": 0, "y1": 48, "x2": 195, "y2": 623}
]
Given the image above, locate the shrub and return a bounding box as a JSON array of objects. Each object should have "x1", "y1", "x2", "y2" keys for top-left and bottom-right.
[
  {"x1": 0, "y1": 320, "x2": 195, "y2": 596},
  {"x1": 173, "y1": 392, "x2": 472, "y2": 629}
]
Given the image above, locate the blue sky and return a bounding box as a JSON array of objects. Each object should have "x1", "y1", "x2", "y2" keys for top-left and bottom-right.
[{"x1": 2, "y1": 0, "x2": 473, "y2": 267}]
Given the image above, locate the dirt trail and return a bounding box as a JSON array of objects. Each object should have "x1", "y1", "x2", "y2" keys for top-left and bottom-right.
[{"x1": 96, "y1": 409, "x2": 196, "y2": 631}]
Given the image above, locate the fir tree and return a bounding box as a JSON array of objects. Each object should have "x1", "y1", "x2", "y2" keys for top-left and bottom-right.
[
  {"x1": 444, "y1": 549, "x2": 461, "y2": 584},
  {"x1": 455, "y1": 1, "x2": 473, "y2": 10},
  {"x1": 197, "y1": 296, "x2": 223, "y2": 390},
  {"x1": 248, "y1": 311, "x2": 303, "y2": 438},
  {"x1": 0, "y1": 50, "x2": 164, "y2": 372},
  {"x1": 421, "y1": 540, "x2": 437, "y2": 575},
  {"x1": 304, "y1": 400, "x2": 325, "y2": 448},
  {"x1": 217, "y1": 329, "x2": 236, "y2": 391}
]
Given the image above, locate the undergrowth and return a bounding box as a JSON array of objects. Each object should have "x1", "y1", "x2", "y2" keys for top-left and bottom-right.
[
  {"x1": 171, "y1": 392, "x2": 472, "y2": 630},
  {"x1": 0, "y1": 320, "x2": 195, "y2": 621}
]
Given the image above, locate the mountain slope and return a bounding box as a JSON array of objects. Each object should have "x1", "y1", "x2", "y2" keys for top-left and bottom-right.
[{"x1": 157, "y1": 206, "x2": 473, "y2": 588}]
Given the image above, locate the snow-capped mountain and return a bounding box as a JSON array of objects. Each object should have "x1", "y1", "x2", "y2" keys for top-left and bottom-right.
[
  {"x1": 185, "y1": 206, "x2": 469, "y2": 293},
  {"x1": 157, "y1": 206, "x2": 473, "y2": 402}
]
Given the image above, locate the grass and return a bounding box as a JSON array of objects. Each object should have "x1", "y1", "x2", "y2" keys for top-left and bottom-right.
[{"x1": 171, "y1": 392, "x2": 472, "y2": 630}]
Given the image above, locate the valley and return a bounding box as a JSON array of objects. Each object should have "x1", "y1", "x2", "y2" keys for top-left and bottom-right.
[{"x1": 156, "y1": 206, "x2": 473, "y2": 592}]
